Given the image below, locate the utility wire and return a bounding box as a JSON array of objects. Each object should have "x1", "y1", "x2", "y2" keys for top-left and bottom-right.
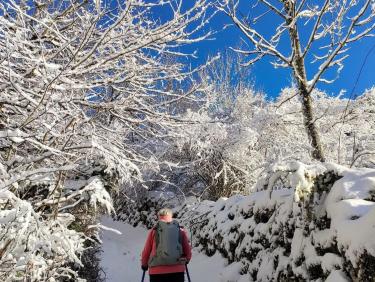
[
  {"x1": 340, "y1": 41, "x2": 375, "y2": 122},
  {"x1": 348, "y1": 42, "x2": 375, "y2": 100},
  {"x1": 337, "y1": 41, "x2": 375, "y2": 165}
]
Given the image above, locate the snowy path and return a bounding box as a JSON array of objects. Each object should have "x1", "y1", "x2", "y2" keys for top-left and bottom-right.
[{"x1": 100, "y1": 217, "x2": 246, "y2": 282}]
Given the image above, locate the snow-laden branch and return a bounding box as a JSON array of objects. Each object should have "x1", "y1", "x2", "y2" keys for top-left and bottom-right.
[
  {"x1": 307, "y1": 0, "x2": 374, "y2": 92},
  {"x1": 0, "y1": 0, "x2": 213, "y2": 280},
  {"x1": 219, "y1": 0, "x2": 375, "y2": 90},
  {"x1": 219, "y1": 3, "x2": 290, "y2": 66},
  {"x1": 219, "y1": 0, "x2": 375, "y2": 162}
]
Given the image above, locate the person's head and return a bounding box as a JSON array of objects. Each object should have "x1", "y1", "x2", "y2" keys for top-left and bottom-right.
[{"x1": 158, "y1": 208, "x2": 173, "y2": 222}]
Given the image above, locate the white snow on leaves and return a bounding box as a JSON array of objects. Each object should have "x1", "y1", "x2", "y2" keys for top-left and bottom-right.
[{"x1": 325, "y1": 168, "x2": 375, "y2": 265}]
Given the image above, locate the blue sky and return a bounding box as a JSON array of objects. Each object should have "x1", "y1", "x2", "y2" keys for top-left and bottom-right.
[
  {"x1": 169, "y1": 1, "x2": 375, "y2": 99},
  {"x1": 2, "y1": 0, "x2": 374, "y2": 99}
]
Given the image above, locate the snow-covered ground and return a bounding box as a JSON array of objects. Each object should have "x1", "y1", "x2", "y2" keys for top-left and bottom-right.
[{"x1": 100, "y1": 216, "x2": 247, "y2": 282}]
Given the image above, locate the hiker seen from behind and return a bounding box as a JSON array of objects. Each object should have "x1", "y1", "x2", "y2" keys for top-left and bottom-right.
[{"x1": 141, "y1": 208, "x2": 192, "y2": 282}]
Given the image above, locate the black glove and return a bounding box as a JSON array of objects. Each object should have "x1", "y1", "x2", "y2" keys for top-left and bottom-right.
[
  {"x1": 179, "y1": 258, "x2": 189, "y2": 264},
  {"x1": 141, "y1": 265, "x2": 148, "y2": 271}
]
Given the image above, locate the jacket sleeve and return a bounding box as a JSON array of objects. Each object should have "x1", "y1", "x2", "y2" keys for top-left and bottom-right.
[
  {"x1": 141, "y1": 229, "x2": 154, "y2": 267},
  {"x1": 181, "y1": 228, "x2": 192, "y2": 262}
]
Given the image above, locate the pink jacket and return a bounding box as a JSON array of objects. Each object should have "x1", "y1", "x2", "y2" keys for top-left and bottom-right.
[{"x1": 141, "y1": 225, "x2": 192, "y2": 275}]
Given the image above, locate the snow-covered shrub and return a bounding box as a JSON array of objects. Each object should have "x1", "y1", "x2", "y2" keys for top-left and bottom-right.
[
  {"x1": 114, "y1": 192, "x2": 171, "y2": 229},
  {"x1": 174, "y1": 162, "x2": 375, "y2": 281},
  {"x1": 0, "y1": 190, "x2": 86, "y2": 281},
  {"x1": 173, "y1": 110, "x2": 249, "y2": 200},
  {"x1": 114, "y1": 159, "x2": 375, "y2": 281}
]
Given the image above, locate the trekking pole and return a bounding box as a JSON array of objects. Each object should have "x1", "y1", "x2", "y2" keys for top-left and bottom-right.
[
  {"x1": 186, "y1": 264, "x2": 191, "y2": 282},
  {"x1": 141, "y1": 270, "x2": 146, "y2": 282}
]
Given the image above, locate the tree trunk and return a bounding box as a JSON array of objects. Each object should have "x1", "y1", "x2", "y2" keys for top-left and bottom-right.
[
  {"x1": 298, "y1": 84, "x2": 326, "y2": 162},
  {"x1": 283, "y1": 0, "x2": 326, "y2": 162}
]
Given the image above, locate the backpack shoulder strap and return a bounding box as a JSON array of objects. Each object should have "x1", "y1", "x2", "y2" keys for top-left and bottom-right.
[
  {"x1": 153, "y1": 222, "x2": 161, "y2": 247},
  {"x1": 169, "y1": 220, "x2": 183, "y2": 244},
  {"x1": 171, "y1": 220, "x2": 180, "y2": 227}
]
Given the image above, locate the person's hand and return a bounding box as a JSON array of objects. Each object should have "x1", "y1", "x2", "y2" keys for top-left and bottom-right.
[
  {"x1": 179, "y1": 257, "x2": 189, "y2": 264},
  {"x1": 141, "y1": 265, "x2": 148, "y2": 271}
]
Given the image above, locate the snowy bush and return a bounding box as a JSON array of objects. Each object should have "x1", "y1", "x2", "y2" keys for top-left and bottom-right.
[
  {"x1": 0, "y1": 190, "x2": 86, "y2": 281},
  {"x1": 175, "y1": 162, "x2": 375, "y2": 281},
  {"x1": 116, "y1": 161, "x2": 375, "y2": 281}
]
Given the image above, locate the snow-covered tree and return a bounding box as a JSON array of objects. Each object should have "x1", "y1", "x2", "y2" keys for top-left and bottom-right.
[
  {"x1": 162, "y1": 85, "x2": 375, "y2": 198},
  {"x1": 219, "y1": 0, "x2": 375, "y2": 162},
  {"x1": 0, "y1": 0, "x2": 213, "y2": 280}
]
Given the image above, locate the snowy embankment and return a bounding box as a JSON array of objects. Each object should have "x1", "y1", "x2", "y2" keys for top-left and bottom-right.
[
  {"x1": 100, "y1": 217, "x2": 246, "y2": 282},
  {"x1": 113, "y1": 162, "x2": 375, "y2": 281}
]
